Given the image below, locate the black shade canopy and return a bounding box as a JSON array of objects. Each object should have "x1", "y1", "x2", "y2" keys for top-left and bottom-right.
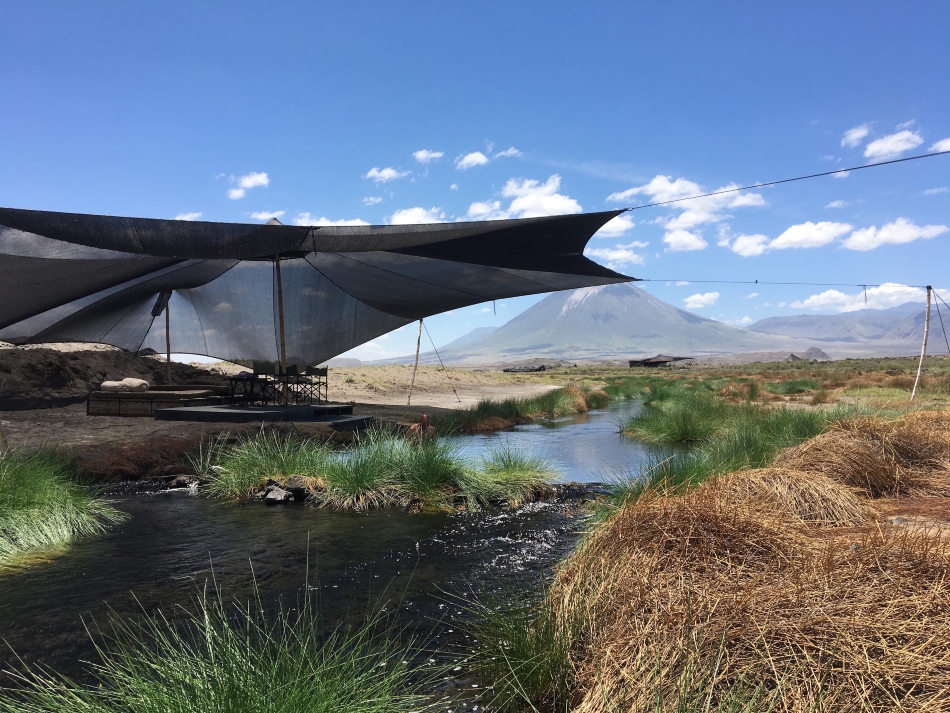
[{"x1": 0, "y1": 207, "x2": 634, "y2": 364}]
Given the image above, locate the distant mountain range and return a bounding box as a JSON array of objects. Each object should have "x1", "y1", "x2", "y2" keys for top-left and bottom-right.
[{"x1": 375, "y1": 283, "x2": 944, "y2": 366}]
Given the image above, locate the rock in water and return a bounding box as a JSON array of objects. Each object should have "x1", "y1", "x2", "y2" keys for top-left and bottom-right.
[{"x1": 264, "y1": 486, "x2": 293, "y2": 504}]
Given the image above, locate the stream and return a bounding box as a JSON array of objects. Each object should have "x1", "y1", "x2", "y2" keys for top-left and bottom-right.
[{"x1": 0, "y1": 400, "x2": 665, "y2": 704}]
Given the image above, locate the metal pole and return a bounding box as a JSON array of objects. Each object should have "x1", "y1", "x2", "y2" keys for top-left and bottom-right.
[
  {"x1": 165, "y1": 299, "x2": 172, "y2": 385},
  {"x1": 911, "y1": 285, "x2": 932, "y2": 401},
  {"x1": 407, "y1": 319, "x2": 423, "y2": 405},
  {"x1": 275, "y1": 253, "x2": 288, "y2": 404}
]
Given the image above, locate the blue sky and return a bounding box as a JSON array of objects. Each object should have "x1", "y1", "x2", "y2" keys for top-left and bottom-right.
[{"x1": 2, "y1": 1, "x2": 948, "y2": 360}]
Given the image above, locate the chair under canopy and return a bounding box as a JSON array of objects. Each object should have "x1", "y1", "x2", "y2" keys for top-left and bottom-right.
[{"x1": 0, "y1": 207, "x2": 634, "y2": 365}]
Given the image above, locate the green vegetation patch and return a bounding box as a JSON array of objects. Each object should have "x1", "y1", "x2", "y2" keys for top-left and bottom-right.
[
  {"x1": 197, "y1": 430, "x2": 557, "y2": 510},
  {"x1": 0, "y1": 581, "x2": 434, "y2": 713},
  {"x1": 0, "y1": 450, "x2": 127, "y2": 571}
]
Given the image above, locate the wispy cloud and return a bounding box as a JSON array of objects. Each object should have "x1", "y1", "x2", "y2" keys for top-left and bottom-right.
[
  {"x1": 250, "y1": 210, "x2": 284, "y2": 221},
  {"x1": 842, "y1": 218, "x2": 948, "y2": 251},
  {"x1": 174, "y1": 212, "x2": 202, "y2": 221},
  {"x1": 923, "y1": 187, "x2": 949, "y2": 196},
  {"x1": 455, "y1": 151, "x2": 490, "y2": 170},
  {"x1": 293, "y1": 213, "x2": 369, "y2": 226},
  {"x1": 931, "y1": 138, "x2": 950, "y2": 152},
  {"x1": 494, "y1": 146, "x2": 521, "y2": 158},
  {"x1": 825, "y1": 200, "x2": 849, "y2": 208},
  {"x1": 864, "y1": 130, "x2": 923, "y2": 161},
  {"x1": 683, "y1": 292, "x2": 719, "y2": 309},
  {"x1": 841, "y1": 124, "x2": 870, "y2": 147},
  {"x1": 744, "y1": 292, "x2": 758, "y2": 299},
  {"x1": 390, "y1": 207, "x2": 446, "y2": 224},
  {"x1": 413, "y1": 149, "x2": 443, "y2": 163},
  {"x1": 832, "y1": 170, "x2": 850, "y2": 179},
  {"x1": 362, "y1": 196, "x2": 383, "y2": 205},
  {"x1": 365, "y1": 167, "x2": 410, "y2": 183},
  {"x1": 584, "y1": 244, "x2": 646, "y2": 270},
  {"x1": 449, "y1": 183, "x2": 459, "y2": 191},
  {"x1": 895, "y1": 119, "x2": 916, "y2": 130}
]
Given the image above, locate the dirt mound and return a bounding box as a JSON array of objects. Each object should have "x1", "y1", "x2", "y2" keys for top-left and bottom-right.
[{"x1": 0, "y1": 347, "x2": 227, "y2": 410}]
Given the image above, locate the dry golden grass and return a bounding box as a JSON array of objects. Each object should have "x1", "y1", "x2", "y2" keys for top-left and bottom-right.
[
  {"x1": 562, "y1": 385, "x2": 590, "y2": 413},
  {"x1": 717, "y1": 467, "x2": 872, "y2": 527},
  {"x1": 773, "y1": 430, "x2": 902, "y2": 497},
  {"x1": 545, "y1": 410, "x2": 950, "y2": 712},
  {"x1": 555, "y1": 486, "x2": 950, "y2": 713}
]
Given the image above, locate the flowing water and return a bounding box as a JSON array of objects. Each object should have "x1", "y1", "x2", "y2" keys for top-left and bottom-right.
[{"x1": 0, "y1": 400, "x2": 665, "y2": 703}]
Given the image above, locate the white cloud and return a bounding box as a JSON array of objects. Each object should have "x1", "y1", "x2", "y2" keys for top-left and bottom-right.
[
  {"x1": 362, "y1": 196, "x2": 383, "y2": 205},
  {"x1": 744, "y1": 292, "x2": 758, "y2": 299},
  {"x1": 412, "y1": 149, "x2": 443, "y2": 163},
  {"x1": 663, "y1": 229, "x2": 707, "y2": 252},
  {"x1": 841, "y1": 124, "x2": 870, "y2": 147},
  {"x1": 675, "y1": 281, "x2": 690, "y2": 286},
  {"x1": 174, "y1": 212, "x2": 202, "y2": 221},
  {"x1": 237, "y1": 171, "x2": 269, "y2": 189},
  {"x1": 778, "y1": 302, "x2": 787, "y2": 308},
  {"x1": 725, "y1": 316, "x2": 753, "y2": 326},
  {"x1": 930, "y1": 138, "x2": 950, "y2": 152},
  {"x1": 924, "y1": 187, "x2": 949, "y2": 196},
  {"x1": 390, "y1": 207, "x2": 446, "y2": 224},
  {"x1": 683, "y1": 292, "x2": 719, "y2": 309},
  {"x1": 466, "y1": 174, "x2": 582, "y2": 221},
  {"x1": 833, "y1": 170, "x2": 850, "y2": 179},
  {"x1": 250, "y1": 210, "x2": 285, "y2": 221},
  {"x1": 455, "y1": 152, "x2": 490, "y2": 170},
  {"x1": 864, "y1": 130, "x2": 923, "y2": 161},
  {"x1": 494, "y1": 147, "x2": 521, "y2": 158},
  {"x1": 726, "y1": 233, "x2": 769, "y2": 257},
  {"x1": 842, "y1": 217, "x2": 948, "y2": 251},
  {"x1": 594, "y1": 214, "x2": 635, "y2": 237},
  {"x1": 365, "y1": 167, "x2": 410, "y2": 183},
  {"x1": 791, "y1": 283, "x2": 929, "y2": 312},
  {"x1": 770, "y1": 221, "x2": 852, "y2": 250},
  {"x1": 825, "y1": 200, "x2": 849, "y2": 208},
  {"x1": 450, "y1": 183, "x2": 459, "y2": 191},
  {"x1": 293, "y1": 213, "x2": 370, "y2": 226},
  {"x1": 718, "y1": 222, "x2": 852, "y2": 257},
  {"x1": 584, "y1": 245, "x2": 646, "y2": 270},
  {"x1": 607, "y1": 175, "x2": 764, "y2": 238},
  {"x1": 227, "y1": 188, "x2": 246, "y2": 200},
  {"x1": 896, "y1": 120, "x2": 916, "y2": 130}
]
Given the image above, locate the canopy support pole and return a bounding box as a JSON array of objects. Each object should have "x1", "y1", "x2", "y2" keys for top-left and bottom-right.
[
  {"x1": 275, "y1": 253, "x2": 288, "y2": 404},
  {"x1": 407, "y1": 319, "x2": 423, "y2": 406},
  {"x1": 165, "y1": 300, "x2": 172, "y2": 385},
  {"x1": 911, "y1": 285, "x2": 932, "y2": 401}
]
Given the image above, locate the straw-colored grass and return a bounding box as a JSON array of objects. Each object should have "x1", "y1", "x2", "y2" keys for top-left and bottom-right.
[
  {"x1": 717, "y1": 467, "x2": 873, "y2": 527},
  {"x1": 550, "y1": 484, "x2": 950, "y2": 713},
  {"x1": 772, "y1": 430, "x2": 903, "y2": 497}
]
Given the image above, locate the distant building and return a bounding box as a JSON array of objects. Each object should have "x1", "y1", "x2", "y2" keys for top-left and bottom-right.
[{"x1": 628, "y1": 354, "x2": 694, "y2": 368}]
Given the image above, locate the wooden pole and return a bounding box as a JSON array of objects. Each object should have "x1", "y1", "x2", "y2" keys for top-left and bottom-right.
[
  {"x1": 165, "y1": 297, "x2": 172, "y2": 385},
  {"x1": 275, "y1": 254, "x2": 288, "y2": 404},
  {"x1": 911, "y1": 285, "x2": 932, "y2": 401},
  {"x1": 407, "y1": 319, "x2": 423, "y2": 405},
  {"x1": 0, "y1": 420, "x2": 8, "y2": 452}
]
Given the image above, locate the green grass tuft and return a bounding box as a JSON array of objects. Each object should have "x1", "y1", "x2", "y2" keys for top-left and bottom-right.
[
  {"x1": 0, "y1": 450, "x2": 127, "y2": 571},
  {"x1": 764, "y1": 378, "x2": 821, "y2": 395},
  {"x1": 0, "y1": 578, "x2": 435, "y2": 712}
]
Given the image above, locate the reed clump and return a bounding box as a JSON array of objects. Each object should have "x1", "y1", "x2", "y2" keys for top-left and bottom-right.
[
  {"x1": 198, "y1": 429, "x2": 558, "y2": 511},
  {"x1": 0, "y1": 450, "x2": 127, "y2": 571},
  {"x1": 0, "y1": 579, "x2": 434, "y2": 712}
]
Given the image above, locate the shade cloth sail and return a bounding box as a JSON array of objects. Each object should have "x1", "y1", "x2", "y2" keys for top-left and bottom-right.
[{"x1": 0, "y1": 207, "x2": 634, "y2": 364}]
